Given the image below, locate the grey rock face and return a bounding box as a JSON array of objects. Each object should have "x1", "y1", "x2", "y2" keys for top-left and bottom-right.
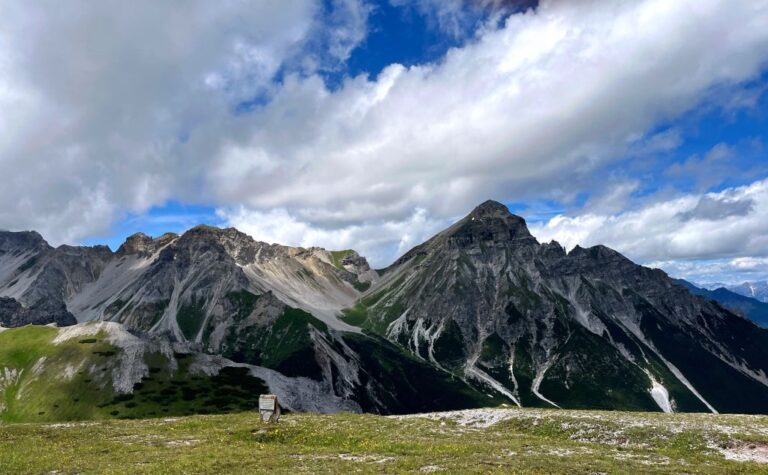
[
  {"x1": 0, "y1": 230, "x2": 49, "y2": 255},
  {"x1": 116, "y1": 232, "x2": 178, "y2": 258},
  {"x1": 0, "y1": 296, "x2": 76, "y2": 327},
  {"x1": 358, "y1": 201, "x2": 768, "y2": 414},
  {"x1": 0, "y1": 231, "x2": 111, "y2": 326}
]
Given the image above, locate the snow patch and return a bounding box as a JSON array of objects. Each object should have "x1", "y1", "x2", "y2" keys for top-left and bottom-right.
[
  {"x1": 622, "y1": 320, "x2": 718, "y2": 414},
  {"x1": 644, "y1": 370, "x2": 673, "y2": 413}
]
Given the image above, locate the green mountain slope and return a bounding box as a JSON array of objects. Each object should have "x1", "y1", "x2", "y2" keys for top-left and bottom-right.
[{"x1": 0, "y1": 324, "x2": 267, "y2": 423}]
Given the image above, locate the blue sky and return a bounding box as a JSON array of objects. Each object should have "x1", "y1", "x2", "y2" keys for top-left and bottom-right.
[{"x1": 2, "y1": 0, "x2": 768, "y2": 283}]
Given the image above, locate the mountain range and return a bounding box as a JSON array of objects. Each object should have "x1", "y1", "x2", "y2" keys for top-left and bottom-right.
[
  {"x1": 1, "y1": 200, "x2": 768, "y2": 421},
  {"x1": 699, "y1": 281, "x2": 768, "y2": 304},
  {"x1": 675, "y1": 280, "x2": 768, "y2": 329}
]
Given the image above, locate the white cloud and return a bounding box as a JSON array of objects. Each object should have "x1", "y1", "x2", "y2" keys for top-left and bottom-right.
[
  {"x1": 220, "y1": 206, "x2": 448, "y2": 267},
  {"x1": 0, "y1": 0, "x2": 369, "y2": 243},
  {"x1": 530, "y1": 178, "x2": 768, "y2": 282},
  {"x1": 205, "y1": 0, "x2": 768, "y2": 226},
  {"x1": 1, "y1": 0, "x2": 768, "y2": 271},
  {"x1": 646, "y1": 258, "x2": 768, "y2": 286}
]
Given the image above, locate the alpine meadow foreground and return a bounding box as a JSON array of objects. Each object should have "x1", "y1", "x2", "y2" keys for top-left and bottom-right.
[{"x1": 1, "y1": 408, "x2": 768, "y2": 474}]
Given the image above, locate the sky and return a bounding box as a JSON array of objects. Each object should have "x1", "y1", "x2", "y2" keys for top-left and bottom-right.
[{"x1": 1, "y1": 0, "x2": 767, "y2": 284}]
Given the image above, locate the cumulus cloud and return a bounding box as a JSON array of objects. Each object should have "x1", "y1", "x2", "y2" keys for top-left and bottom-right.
[
  {"x1": 221, "y1": 206, "x2": 448, "y2": 267},
  {"x1": 1, "y1": 0, "x2": 768, "y2": 269},
  {"x1": 207, "y1": 0, "x2": 768, "y2": 225},
  {"x1": 0, "y1": 0, "x2": 369, "y2": 243},
  {"x1": 529, "y1": 178, "x2": 768, "y2": 281},
  {"x1": 647, "y1": 258, "x2": 768, "y2": 286}
]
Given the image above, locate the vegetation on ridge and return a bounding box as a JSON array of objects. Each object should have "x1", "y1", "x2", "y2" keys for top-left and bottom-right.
[{"x1": 329, "y1": 249, "x2": 354, "y2": 269}]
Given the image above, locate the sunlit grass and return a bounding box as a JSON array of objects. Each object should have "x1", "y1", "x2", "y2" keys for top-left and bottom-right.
[{"x1": 2, "y1": 409, "x2": 767, "y2": 474}]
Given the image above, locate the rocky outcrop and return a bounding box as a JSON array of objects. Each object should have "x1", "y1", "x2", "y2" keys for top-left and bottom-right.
[
  {"x1": 0, "y1": 296, "x2": 76, "y2": 327},
  {"x1": 116, "y1": 232, "x2": 178, "y2": 257}
]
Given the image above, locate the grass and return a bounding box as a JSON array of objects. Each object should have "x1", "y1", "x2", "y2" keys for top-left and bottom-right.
[
  {"x1": 259, "y1": 307, "x2": 327, "y2": 377},
  {"x1": 343, "y1": 333, "x2": 504, "y2": 413},
  {"x1": 221, "y1": 305, "x2": 329, "y2": 380},
  {"x1": 1, "y1": 408, "x2": 767, "y2": 473},
  {"x1": 329, "y1": 250, "x2": 354, "y2": 269},
  {"x1": 340, "y1": 302, "x2": 370, "y2": 327},
  {"x1": 340, "y1": 291, "x2": 406, "y2": 335},
  {"x1": 352, "y1": 281, "x2": 371, "y2": 292},
  {"x1": 177, "y1": 296, "x2": 206, "y2": 340},
  {"x1": 0, "y1": 325, "x2": 121, "y2": 422},
  {"x1": 102, "y1": 360, "x2": 268, "y2": 420},
  {"x1": 0, "y1": 326, "x2": 270, "y2": 423}
]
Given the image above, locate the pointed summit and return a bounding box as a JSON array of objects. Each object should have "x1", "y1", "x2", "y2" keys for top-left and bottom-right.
[
  {"x1": 445, "y1": 199, "x2": 536, "y2": 247},
  {"x1": 466, "y1": 200, "x2": 528, "y2": 228},
  {"x1": 470, "y1": 199, "x2": 512, "y2": 217}
]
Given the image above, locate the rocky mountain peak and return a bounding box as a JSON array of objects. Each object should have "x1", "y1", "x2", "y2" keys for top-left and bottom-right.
[
  {"x1": 446, "y1": 200, "x2": 535, "y2": 247},
  {"x1": 176, "y1": 225, "x2": 263, "y2": 264},
  {"x1": 116, "y1": 233, "x2": 152, "y2": 254},
  {"x1": 182, "y1": 225, "x2": 252, "y2": 243},
  {"x1": 0, "y1": 230, "x2": 51, "y2": 254},
  {"x1": 567, "y1": 244, "x2": 634, "y2": 266},
  {"x1": 470, "y1": 199, "x2": 513, "y2": 217},
  {"x1": 117, "y1": 232, "x2": 178, "y2": 257}
]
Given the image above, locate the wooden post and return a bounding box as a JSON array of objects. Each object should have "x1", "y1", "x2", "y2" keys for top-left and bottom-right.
[{"x1": 259, "y1": 394, "x2": 281, "y2": 423}]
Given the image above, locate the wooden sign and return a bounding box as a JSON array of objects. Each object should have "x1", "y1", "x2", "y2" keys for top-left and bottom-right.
[{"x1": 259, "y1": 394, "x2": 280, "y2": 423}]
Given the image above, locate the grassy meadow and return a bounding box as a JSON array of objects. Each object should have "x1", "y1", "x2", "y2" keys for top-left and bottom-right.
[{"x1": 1, "y1": 407, "x2": 768, "y2": 474}]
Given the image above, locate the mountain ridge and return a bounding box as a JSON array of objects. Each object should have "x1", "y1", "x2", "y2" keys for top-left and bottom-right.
[
  {"x1": 676, "y1": 279, "x2": 768, "y2": 328},
  {"x1": 2, "y1": 200, "x2": 768, "y2": 418}
]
